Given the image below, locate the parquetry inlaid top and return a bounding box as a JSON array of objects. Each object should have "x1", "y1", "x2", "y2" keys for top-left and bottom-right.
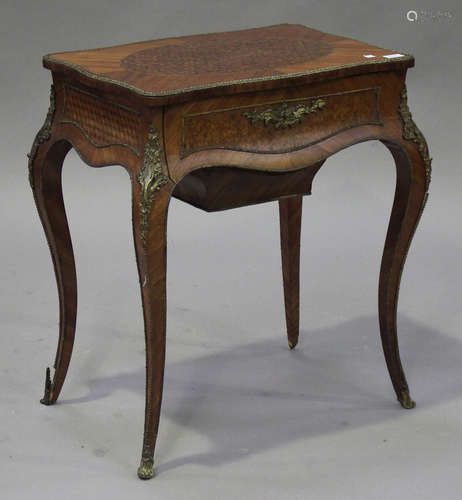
[{"x1": 43, "y1": 24, "x2": 413, "y2": 103}]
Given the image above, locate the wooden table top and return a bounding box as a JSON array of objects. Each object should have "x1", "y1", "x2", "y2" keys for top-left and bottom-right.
[{"x1": 44, "y1": 24, "x2": 413, "y2": 103}]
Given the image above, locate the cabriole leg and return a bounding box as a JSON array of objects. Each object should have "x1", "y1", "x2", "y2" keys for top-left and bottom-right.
[
  {"x1": 379, "y1": 85, "x2": 432, "y2": 409},
  {"x1": 131, "y1": 125, "x2": 173, "y2": 479},
  {"x1": 29, "y1": 86, "x2": 76, "y2": 405}
]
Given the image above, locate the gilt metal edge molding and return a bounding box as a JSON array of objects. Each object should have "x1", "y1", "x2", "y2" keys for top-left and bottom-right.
[
  {"x1": 43, "y1": 53, "x2": 413, "y2": 98},
  {"x1": 243, "y1": 98, "x2": 327, "y2": 129},
  {"x1": 398, "y1": 85, "x2": 432, "y2": 191},
  {"x1": 136, "y1": 125, "x2": 169, "y2": 250},
  {"x1": 28, "y1": 85, "x2": 56, "y2": 189}
]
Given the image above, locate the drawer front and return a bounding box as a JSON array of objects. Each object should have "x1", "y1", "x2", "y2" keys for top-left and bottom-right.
[{"x1": 181, "y1": 87, "x2": 382, "y2": 158}]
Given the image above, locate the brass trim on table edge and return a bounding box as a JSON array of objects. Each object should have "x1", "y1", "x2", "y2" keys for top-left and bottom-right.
[
  {"x1": 42, "y1": 53, "x2": 414, "y2": 99},
  {"x1": 136, "y1": 125, "x2": 169, "y2": 251},
  {"x1": 28, "y1": 84, "x2": 56, "y2": 190},
  {"x1": 398, "y1": 84, "x2": 432, "y2": 191}
]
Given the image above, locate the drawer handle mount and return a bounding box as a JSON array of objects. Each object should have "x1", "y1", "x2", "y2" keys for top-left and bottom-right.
[{"x1": 243, "y1": 98, "x2": 327, "y2": 129}]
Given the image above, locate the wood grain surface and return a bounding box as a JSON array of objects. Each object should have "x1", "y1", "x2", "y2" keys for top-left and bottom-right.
[{"x1": 43, "y1": 24, "x2": 414, "y2": 104}]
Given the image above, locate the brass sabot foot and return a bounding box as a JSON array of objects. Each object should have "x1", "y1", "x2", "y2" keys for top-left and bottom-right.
[
  {"x1": 137, "y1": 457, "x2": 155, "y2": 480},
  {"x1": 398, "y1": 389, "x2": 416, "y2": 409},
  {"x1": 40, "y1": 367, "x2": 54, "y2": 406},
  {"x1": 288, "y1": 340, "x2": 297, "y2": 350}
]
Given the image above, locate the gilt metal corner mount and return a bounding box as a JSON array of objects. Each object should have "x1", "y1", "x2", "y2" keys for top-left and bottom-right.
[
  {"x1": 136, "y1": 125, "x2": 169, "y2": 249},
  {"x1": 28, "y1": 85, "x2": 56, "y2": 190},
  {"x1": 398, "y1": 85, "x2": 432, "y2": 191}
]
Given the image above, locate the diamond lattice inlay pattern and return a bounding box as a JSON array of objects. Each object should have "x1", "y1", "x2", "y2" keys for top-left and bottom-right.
[
  {"x1": 62, "y1": 86, "x2": 141, "y2": 155},
  {"x1": 121, "y1": 32, "x2": 332, "y2": 76}
]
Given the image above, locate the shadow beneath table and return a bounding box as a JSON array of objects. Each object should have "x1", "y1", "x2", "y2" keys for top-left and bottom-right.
[{"x1": 60, "y1": 314, "x2": 462, "y2": 474}]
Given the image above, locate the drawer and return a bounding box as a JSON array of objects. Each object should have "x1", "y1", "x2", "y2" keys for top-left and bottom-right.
[
  {"x1": 180, "y1": 87, "x2": 382, "y2": 158},
  {"x1": 172, "y1": 164, "x2": 323, "y2": 211}
]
